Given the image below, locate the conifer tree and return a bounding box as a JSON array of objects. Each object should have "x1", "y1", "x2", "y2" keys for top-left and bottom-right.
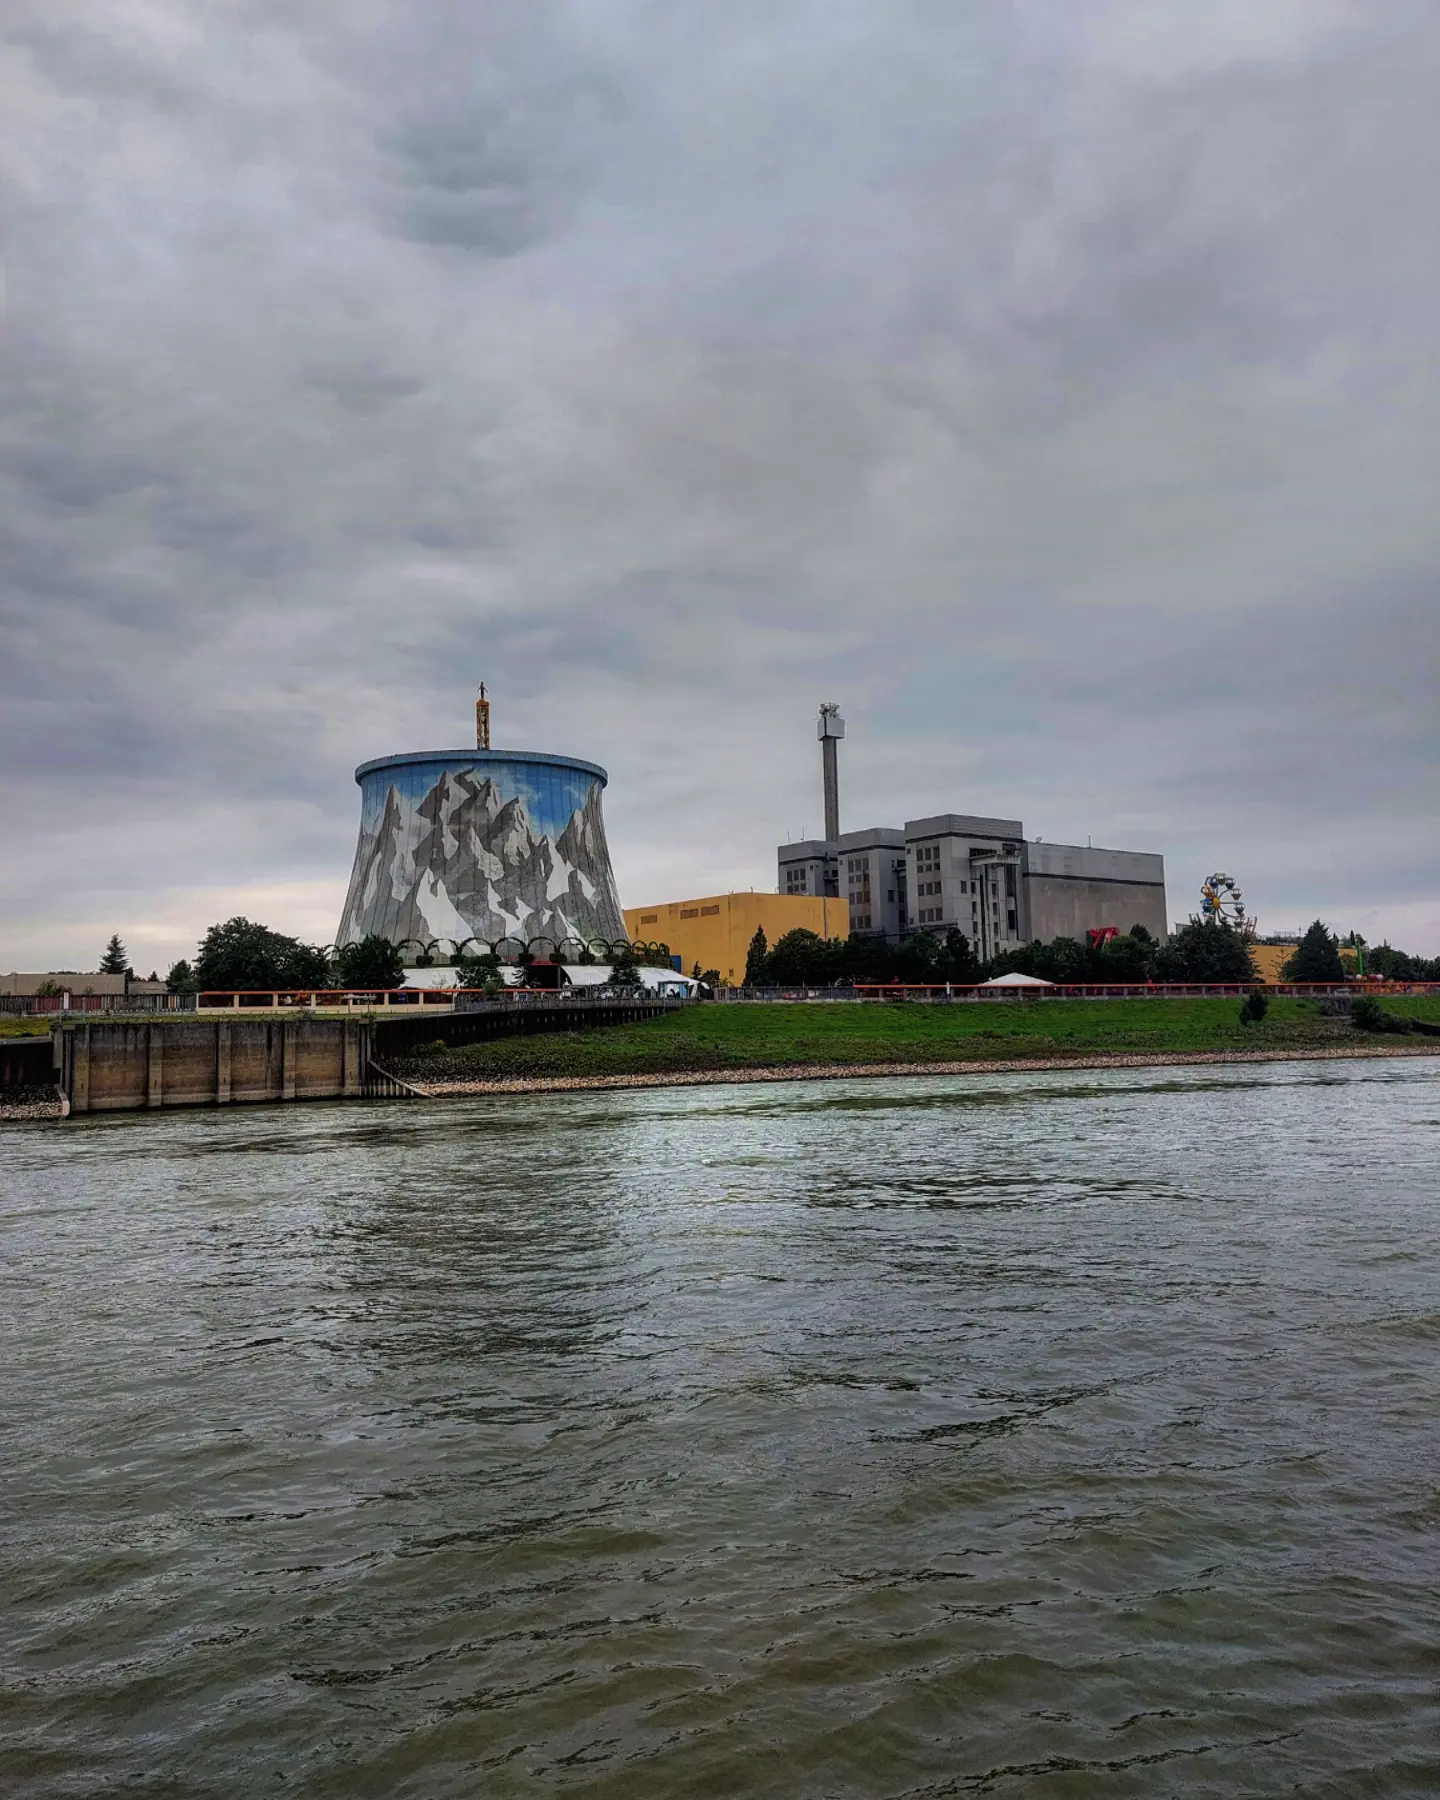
[
  {"x1": 1282, "y1": 919, "x2": 1347, "y2": 983},
  {"x1": 743, "y1": 926, "x2": 769, "y2": 986},
  {"x1": 99, "y1": 933, "x2": 130, "y2": 974}
]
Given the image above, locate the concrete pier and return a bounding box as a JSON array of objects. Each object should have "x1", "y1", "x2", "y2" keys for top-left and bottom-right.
[{"x1": 58, "y1": 1018, "x2": 381, "y2": 1114}]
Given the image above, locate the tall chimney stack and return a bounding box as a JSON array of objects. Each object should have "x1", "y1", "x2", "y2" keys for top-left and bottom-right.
[{"x1": 817, "y1": 702, "x2": 844, "y2": 841}]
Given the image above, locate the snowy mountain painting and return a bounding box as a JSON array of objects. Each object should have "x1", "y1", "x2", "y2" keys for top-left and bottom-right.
[{"x1": 337, "y1": 753, "x2": 627, "y2": 950}]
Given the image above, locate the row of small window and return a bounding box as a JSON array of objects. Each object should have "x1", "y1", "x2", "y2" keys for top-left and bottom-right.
[
  {"x1": 914, "y1": 907, "x2": 1021, "y2": 935},
  {"x1": 917, "y1": 878, "x2": 987, "y2": 897}
]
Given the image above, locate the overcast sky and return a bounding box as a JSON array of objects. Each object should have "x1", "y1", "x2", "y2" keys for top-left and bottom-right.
[{"x1": 2, "y1": 0, "x2": 1437, "y2": 974}]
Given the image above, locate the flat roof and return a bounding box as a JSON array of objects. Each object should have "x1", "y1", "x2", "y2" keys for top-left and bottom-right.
[
  {"x1": 904, "y1": 813, "x2": 1025, "y2": 841},
  {"x1": 627, "y1": 892, "x2": 847, "y2": 912},
  {"x1": 355, "y1": 748, "x2": 608, "y2": 785}
]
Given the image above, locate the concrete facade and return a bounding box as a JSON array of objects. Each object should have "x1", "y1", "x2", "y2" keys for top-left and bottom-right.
[
  {"x1": 779, "y1": 813, "x2": 1166, "y2": 951},
  {"x1": 904, "y1": 814, "x2": 1027, "y2": 962},
  {"x1": 625, "y1": 892, "x2": 850, "y2": 986},
  {"x1": 58, "y1": 1017, "x2": 379, "y2": 1113},
  {"x1": 1023, "y1": 842, "x2": 1168, "y2": 944},
  {"x1": 1, "y1": 971, "x2": 129, "y2": 997}
]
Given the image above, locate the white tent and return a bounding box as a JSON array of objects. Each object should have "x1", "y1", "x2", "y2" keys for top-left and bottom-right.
[
  {"x1": 979, "y1": 971, "x2": 1054, "y2": 988},
  {"x1": 562, "y1": 965, "x2": 702, "y2": 995}
]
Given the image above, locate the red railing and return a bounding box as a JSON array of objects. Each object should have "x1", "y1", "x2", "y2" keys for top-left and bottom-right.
[{"x1": 197, "y1": 988, "x2": 474, "y2": 1009}]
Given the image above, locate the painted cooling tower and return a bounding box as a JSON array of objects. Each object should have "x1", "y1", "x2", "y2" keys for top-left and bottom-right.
[{"x1": 337, "y1": 749, "x2": 627, "y2": 952}]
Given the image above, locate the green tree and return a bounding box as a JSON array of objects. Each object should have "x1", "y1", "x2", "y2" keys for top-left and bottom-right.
[
  {"x1": 893, "y1": 930, "x2": 944, "y2": 983},
  {"x1": 166, "y1": 959, "x2": 197, "y2": 993},
  {"x1": 99, "y1": 933, "x2": 130, "y2": 975},
  {"x1": 1281, "y1": 920, "x2": 1347, "y2": 984},
  {"x1": 1096, "y1": 932, "x2": 1153, "y2": 983},
  {"x1": 1036, "y1": 936, "x2": 1092, "y2": 984},
  {"x1": 1153, "y1": 920, "x2": 1257, "y2": 984},
  {"x1": 743, "y1": 926, "x2": 770, "y2": 986},
  {"x1": 193, "y1": 917, "x2": 331, "y2": 992},
  {"x1": 454, "y1": 949, "x2": 506, "y2": 993},
  {"x1": 986, "y1": 939, "x2": 1042, "y2": 980},
  {"x1": 335, "y1": 935, "x2": 406, "y2": 989},
  {"x1": 767, "y1": 928, "x2": 846, "y2": 985},
  {"x1": 1365, "y1": 942, "x2": 1417, "y2": 981},
  {"x1": 610, "y1": 943, "x2": 643, "y2": 989},
  {"x1": 943, "y1": 926, "x2": 980, "y2": 984}
]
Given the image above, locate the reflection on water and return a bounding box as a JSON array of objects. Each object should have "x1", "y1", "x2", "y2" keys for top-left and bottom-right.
[{"x1": 3, "y1": 1057, "x2": 1439, "y2": 1797}]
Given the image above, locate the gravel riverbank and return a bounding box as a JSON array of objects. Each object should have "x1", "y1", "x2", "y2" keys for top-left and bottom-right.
[
  {"x1": 0, "y1": 1086, "x2": 68, "y2": 1123},
  {"x1": 406, "y1": 1042, "x2": 1440, "y2": 1098}
]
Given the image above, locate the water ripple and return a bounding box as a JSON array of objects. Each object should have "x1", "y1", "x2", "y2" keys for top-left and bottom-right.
[{"x1": 2, "y1": 1057, "x2": 1438, "y2": 1797}]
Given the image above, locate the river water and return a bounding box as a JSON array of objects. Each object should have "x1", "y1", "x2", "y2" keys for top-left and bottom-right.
[{"x1": 3, "y1": 1057, "x2": 1439, "y2": 1798}]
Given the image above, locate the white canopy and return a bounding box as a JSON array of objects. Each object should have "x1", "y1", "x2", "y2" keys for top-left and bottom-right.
[
  {"x1": 402, "y1": 963, "x2": 701, "y2": 994},
  {"x1": 563, "y1": 965, "x2": 701, "y2": 993},
  {"x1": 979, "y1": 971, "x2": 1054, "y2": 988}
]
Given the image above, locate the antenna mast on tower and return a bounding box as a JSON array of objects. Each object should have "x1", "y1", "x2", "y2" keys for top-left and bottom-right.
[{"x1": 475, "y1": 683, "x2": 492, "y2": 751}]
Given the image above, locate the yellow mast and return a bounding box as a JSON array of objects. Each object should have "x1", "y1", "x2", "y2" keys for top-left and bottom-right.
[{"x1": 475, "y1": 683, "x2": 491, "y2": 750}]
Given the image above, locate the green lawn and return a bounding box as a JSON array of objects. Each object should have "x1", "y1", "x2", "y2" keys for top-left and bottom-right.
[
  {"x1": 0, "y1": 1017, "x2": 54, "y2": 1039},
  {"x1": 391, "y1": 994, "x2": 1440, "y2": 1083}
]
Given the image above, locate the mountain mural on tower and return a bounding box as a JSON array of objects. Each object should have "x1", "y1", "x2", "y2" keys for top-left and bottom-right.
[{"x1": 337, "y1": 766, "x2": 627, "y2": 950}]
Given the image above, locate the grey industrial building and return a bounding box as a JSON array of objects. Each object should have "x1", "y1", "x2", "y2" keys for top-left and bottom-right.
[{"x1": 778, "y1": 814, "x2": 1167, "y2": 958}]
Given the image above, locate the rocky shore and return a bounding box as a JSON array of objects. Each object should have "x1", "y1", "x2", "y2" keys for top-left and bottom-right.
[
  {"x1": 406, "y1": 1041, "x2": 1440, "y2": 1099},
  {"x1": 0, "y1": 1086, "x2": 69, "y2": 1123}
]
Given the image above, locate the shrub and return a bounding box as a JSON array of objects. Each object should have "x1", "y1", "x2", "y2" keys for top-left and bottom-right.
[{"x1": 1238, "y1": 989, "x2": 1269, "y2": 1026}]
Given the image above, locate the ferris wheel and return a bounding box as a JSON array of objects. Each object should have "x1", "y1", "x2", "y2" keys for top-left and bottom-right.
[{"x1": 1200, "y1": 872, "x2": 1247, "y2": 926}]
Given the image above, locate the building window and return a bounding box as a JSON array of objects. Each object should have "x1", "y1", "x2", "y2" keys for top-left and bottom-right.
[
  {"x1": 701, "y1": 904, "x2": 720, "y2": 916},
  {"x1": 680, "y1": 908, "x2": 699, "y2": 919},
  {"x1": 1007, "y1": 910, "x2": 1017, "y2": 933}
]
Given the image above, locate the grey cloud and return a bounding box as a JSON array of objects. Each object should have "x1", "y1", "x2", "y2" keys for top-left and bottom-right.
[{"x1": 0, "y1": 0, "x2": 1436, "y2": 969}]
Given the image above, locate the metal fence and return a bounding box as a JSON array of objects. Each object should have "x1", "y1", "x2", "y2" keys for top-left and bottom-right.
[
  {"x1": 0, "y1": 992, "x2": 198, "y2": 1017},
  {"x1": 190, "y1": 988, "x2": 695, "y2": 1014}
]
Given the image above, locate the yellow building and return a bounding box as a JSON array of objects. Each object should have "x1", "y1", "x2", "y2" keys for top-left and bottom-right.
[
  {"x1": 1251, "y1": 943, "x2": 1361, "y2": 984},
  {"x1": 624, "y1": 892, "x2": 850, "y2": 986},
  {"x1": 1250, "y1": 944, "x2": 1292, "y2": 985}
]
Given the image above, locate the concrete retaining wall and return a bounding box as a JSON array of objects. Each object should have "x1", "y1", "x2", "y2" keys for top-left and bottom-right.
[{"x1": 59, "y1": 1018, "x2": 378, "y2": 1114}]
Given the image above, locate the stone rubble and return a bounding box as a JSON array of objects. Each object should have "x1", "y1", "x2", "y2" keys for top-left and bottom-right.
[{"x1": 408, "y1": 1042, "x2": 1440, "y2": 1098}]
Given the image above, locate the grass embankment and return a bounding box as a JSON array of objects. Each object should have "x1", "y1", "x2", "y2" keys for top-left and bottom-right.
[
  {"x1": 0, "y1": 1017, "x2": 53, "y2": 1039},
  {"x1": 390, "y1": 995, "x2": 1440, "y2": 1085}
]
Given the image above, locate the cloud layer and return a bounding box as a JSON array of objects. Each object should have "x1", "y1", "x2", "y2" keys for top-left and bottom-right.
[{"x1": 2, "y1": 0, "x2": 1437, "y2": 971}]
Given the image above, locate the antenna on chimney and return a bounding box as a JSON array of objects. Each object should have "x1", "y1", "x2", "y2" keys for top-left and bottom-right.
[
  {"x1": 817, "y1": 701, "x2": 844, "y2": 841},
  {"x1": 476, "y1": 683, "x2": 491, "y2": 751}
]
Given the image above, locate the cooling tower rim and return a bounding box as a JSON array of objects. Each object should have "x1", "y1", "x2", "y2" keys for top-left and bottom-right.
[{"x1": 354, "y1": 748, "x2": 608, "y2": 787}]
